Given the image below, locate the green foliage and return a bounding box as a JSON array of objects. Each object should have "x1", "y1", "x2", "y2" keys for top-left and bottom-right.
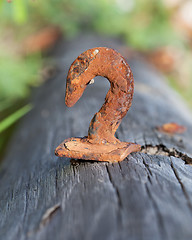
[
  {"x1": 0, "y1": 55, "x2": 41, "y2": 101},
  {"x1": 0, "y1": 104, "x2": 32, "y2": 133},
  {"x1": 0, "y1": 54, "x2": 40, "y2": 151},
  {"x1": 0, "y1": 100, "x2": 12, "y2": 112},
  {"x1": 13, "y1": 0, "x2": 28, "y2": 24},
  {"x1": 0, "y1": 104, "x2": 32, "y2": 160},
  {"x1": 0, "y1": 0, "x2": 183, "y2": 49},
  {"x1": 0, "y1": 0, "x2": 28, "y2": 24},
  {"x1": 25, "y1": 0, "x2": 181, "y2": 50}
]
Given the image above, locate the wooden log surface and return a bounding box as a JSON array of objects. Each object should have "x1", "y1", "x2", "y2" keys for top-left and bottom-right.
[{"x1": 1, "y1": 35, "x2": 192, "y2": 240}]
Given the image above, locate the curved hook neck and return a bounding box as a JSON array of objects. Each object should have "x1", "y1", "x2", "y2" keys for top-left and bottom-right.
[{"x1": 88, "y1": 76, "x2": 134, "y2": 144}]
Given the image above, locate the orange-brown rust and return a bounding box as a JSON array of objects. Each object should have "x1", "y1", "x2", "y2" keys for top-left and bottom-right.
[{"x1": 55, "y1": 47, "x2": 141, "y2": 162}]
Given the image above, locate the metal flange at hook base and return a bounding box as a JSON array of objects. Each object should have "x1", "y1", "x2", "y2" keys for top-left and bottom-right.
[{"x1": 55, "y1": 137, "x2": 141, "y2": 163}]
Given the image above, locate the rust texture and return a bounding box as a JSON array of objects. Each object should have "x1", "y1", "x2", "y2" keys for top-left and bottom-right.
[{"x1": 55, "y1": 47, "x2": 141, "y2": 162}]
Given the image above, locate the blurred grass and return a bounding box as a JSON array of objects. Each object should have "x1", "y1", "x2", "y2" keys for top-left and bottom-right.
[
  {"x1": 0, "y1": 104, "x2": 32, "y2": 134},
  {"x1": 0, "y1": 53, "x2": 41, "y2": 155},
  {"x1": 0, "y1": 55, "x2": 41, "y2": 100},
  {"x1": 0, "y1": 0, "x2": 192, "y2": 159}
]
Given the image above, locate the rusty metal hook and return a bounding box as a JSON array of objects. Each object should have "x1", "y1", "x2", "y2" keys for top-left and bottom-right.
[{"x1": 55, "y1": 47, "x2": 141, "y2": 162}]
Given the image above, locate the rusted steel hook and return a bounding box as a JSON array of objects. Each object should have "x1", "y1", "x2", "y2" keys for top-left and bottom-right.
[{"x1": 55, "y1": 47, "x2": 141, "y2": 162}]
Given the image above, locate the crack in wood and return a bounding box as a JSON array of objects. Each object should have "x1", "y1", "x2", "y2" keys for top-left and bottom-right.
[
  {"x1": 141, "y1": 144, "x2": 192, "y2": 165},
  {"x1": 40, "y1": 203, "x2": 61, "y2": 227},
  {"x1": 141, "y1": 156, "x2": 153, "y2": 184},
  {"x1": 170, "y1": 160, "x2": 192, "y2": 211},
  {"x1": 145, "y1": 184, "x2": 167, "y2": 239},
  {"x1": 105, "y1": 165, "x2": 123, "y2": 209},
  {"x1": 105, "y1": 164, "x2": 123, "y2": 232},
  {"x1": 27, "y1": 203, "x2": 61, "y2": 238},
  {"x1": 140, "y1": 153, "x2": 183, "y2": 238}
]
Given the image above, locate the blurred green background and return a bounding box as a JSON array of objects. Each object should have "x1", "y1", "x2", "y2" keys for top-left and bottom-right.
[{"x1": 0, "y1": 0, "x2": 192, "y2": 159}]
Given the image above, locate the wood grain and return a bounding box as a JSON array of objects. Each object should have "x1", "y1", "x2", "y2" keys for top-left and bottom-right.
[{"x1": 0, "y1": 35, "x2": 192, "y2": 240}]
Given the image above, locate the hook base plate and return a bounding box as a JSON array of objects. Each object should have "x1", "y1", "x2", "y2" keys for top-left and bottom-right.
[{"x1": 55, "y1": 137, "x2": 141, "y2": 162}]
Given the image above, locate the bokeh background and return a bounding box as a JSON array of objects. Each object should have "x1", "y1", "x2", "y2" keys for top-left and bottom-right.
[{"x1": 0, "y1": 0, "x2": 192, "y2": 160}]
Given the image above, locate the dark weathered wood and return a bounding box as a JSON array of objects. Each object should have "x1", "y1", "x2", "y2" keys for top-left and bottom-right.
[{"x1": 1, "y1": 35, "x2": 192, "y2": 240}]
